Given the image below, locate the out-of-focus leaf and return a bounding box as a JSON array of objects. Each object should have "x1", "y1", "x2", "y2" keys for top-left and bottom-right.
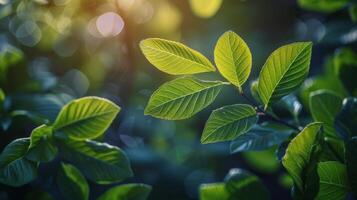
[
  {"x1": 214, "y1": 31, "x2": 252, "y2": 91},
  {"x1": 334, "y1": 48, "x2": 357, "y2": 96},
  {"x1": 298, "y1": 0, "x2": 349, "y2": 13},
  {"x1": 0, "y1": 138, "x2": 37, "y2": 186},
  {"x1": 230, "y1": 125, "x2": 292, "y2": 153},
  {"x1": 0, "y1": 43, "x2": 23, "y2": 81},
  {"x1": 282, "y1": 123, "x2": 323, "y2": 198},
  {"x1": 350, "y1": 4, "x2": 357, "y2": 23},
  {"x1": 243, "y1": 148, "x2": 280, "y2": 173},
  {"x1": 199, "y1": 183, "x2": 229, "y2": 200},
  {"x1": 201, "y1": 104, "x2": 257, "y2": 144},
  {"x1": 24, "y1": 189, "x2": 54, "y2": 200},
  {"x1": 334, "y1": 98, "x2": 357, "y2": 140},
  {"x1": 58, "y1": 140, "x2": 132, "y2": 184},
  {"x1": 189, "y1": 0, "x2": 222, "y2": 18},
  {"x1": 140, "y1": 38, "x2": 215, "y2": 75},
  {"x1": 345, "y1": 137, "x2": 357, "y2": 196},
  {"x1": 97, "y1": 184, "x2": 152, "y2": 200},
  {"x1": 145, "y1": 77, "x2": 226, "y2": 120},
  {"x1": 57, "y1": 163, "x2": 89, "y2": 200},
  {"x1": 0, "y1": 88, "x2": 5, "y2": 107},
  {"x1": 258, "y1": 42, "x2": 312, "y2": 110},
  {"x1": 309, "y1": 90, "x2": 343, "y2": 138},
  {"x1": 224, "y1": 168, "x2": 270, "y2": 200},
  {"x1": 277, "y1": 94, "x2": 302, "y2": 124},
  {"x1": 26, "y1": 125, "x2": 57, "y2": 162},
  {"x1": 316, "y1": 161, "x2": 350, "y2": 200},
  {"x1": 53, "y1": 97, "x2": 120, "y2": 140}
]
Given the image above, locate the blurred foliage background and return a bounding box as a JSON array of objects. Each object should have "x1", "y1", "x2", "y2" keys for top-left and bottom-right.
[{"x1": 0, "y1": 0, "x2": 356, "y2": 199}]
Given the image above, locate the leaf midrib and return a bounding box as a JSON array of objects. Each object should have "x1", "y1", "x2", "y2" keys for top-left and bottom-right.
[
  {"x1": 142, "y1": 42, "x2": 213, "y2": 71},
  {"x1": 147, "y1": 82, "x2": 224, "y2": 113},
  {"x1": 54, "y1": 109, "x2": 117, "y2": 131},
  {"x1": 263, "y1": 44, "x2": 310, "y2": 107}
]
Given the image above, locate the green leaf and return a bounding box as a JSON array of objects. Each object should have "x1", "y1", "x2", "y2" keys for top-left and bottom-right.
[
  {"x1": 309, "y1": 90, "x2": 343, "y2": 138},
  {"x1": 334, "y1": 97, "x2": 357, "y2": 140},
  {"x1": 58, "y1": 140, "x2": 132, "y2": 184},
  {"x1": 316, "y1": 161, "x2": 350, "y2": 200},
  {"x1": 145, "y1": 77, "x2": 226, "y2": 120},
  {"x1": 53, "y1": 97, "x2": 120, "y2": 140},
  {"x1": 282, "y1": 122, "x2": 323, "y2": 192},
  {"x1": 201, "y1": 104, "x2": 257, "y2": 144},
  {"x1": 230, "y1": 125, "x2": 292, "y2": 153},
  {"x1": 0, "y1": 88, "x2": 5, "y2": 106},
  {"x1": 250, "y1": 80, "x2": 262, "y2": 104},
  {"x1": 0, "y1": 138, "x2": 37, "y2": 187},
  {"x1": 0, "y1": 44, "x2": 23, "y2": 82},
  {"x1": 224, "y1": 168, "x2": 270, "y2": 200},
  {"x1": 243, "y1": 148, "x2": 280, "y2": 173},
  {"x1": 57, "y1": 163, "x2": 89, "y2": 200},
  {"x1": 298, "y1": 0, "x2": 349, "y2": 13},
  {"x1": 346, "y1": 137, "x2": 357, "y2": 196},
  {"x1": 189, "y1": 0, "x2": 222, "y2": 18},
  {"x1": 140, "y1": 38, "x2": 215, "y2": 75},
  {"x1": 334, "y1": 48, "x2": 357, "y2": 96},
  {"x1": 258, "y1": 42, "x2": 312, "y2": 110},
  {"x1": 26, "y1": 125, "x2": 57, "y2": 162},
  {"x1": 199, "y1": 183, "x2": 229, "y2": 200},
  {"x1": 350, "y1": 4, "x2": 357, "y2": 23},
  {"x1": 214, "y1": 31, "x2": 252, "y2": 91},
  {"x1": 97, "y1": 184, "x2": 152, "y2": 200}
]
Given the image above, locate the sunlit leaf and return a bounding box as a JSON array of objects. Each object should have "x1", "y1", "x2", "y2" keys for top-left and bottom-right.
[
  {"x1": 140, "y1": 38, "x2": 215, "y2": 75},
  {"x1": 26, "y1": 125, "x2": 57, "y2": 162},
  {"x1": 200, "y1": 183, "x2": 229, "y2": 200},
  {"x1": 58, "y1": 140, "x2": 132, "y2": 184},
  {"x1": 258, "y1": 42, "x2": 312, "y2": 110},
  {"x1": 309, "y1": 90, "x2": 343, "y2": 138},
  {"x1": 189, "y1": 0, "x2": 222, "y2": 18},
  {"x1": 201, "y1": 104, "x2": 257, "y2": 144},
  {"x1": 0, "y1": 138, "x2": 37, "y2": 187},
  {"x1": 282, "y1": 123, "x2": 323, "y2": 193},
  {"x1": 53, "y1": 97, "x2": 120, "y2": 140},
  {"x1": 97, "y1": 184, "x2": 152, "y2": 200},
  {"x1": 316, "y1": 161, "x2": 350, "y2": 200},
  {"x1": 145, "y1": 77, "x2": 226, "y2": 120},
  {"x1": 214, "y1": 31, "x2": 252, "y2": 91},
  {"x1": 57, "y1": 163, "x2": 89, "y2": 200}
]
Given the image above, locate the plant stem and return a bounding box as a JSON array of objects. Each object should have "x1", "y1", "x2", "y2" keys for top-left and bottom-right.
[{"x1": 239, "y1": 90, "x2": 302, "y2": 132}]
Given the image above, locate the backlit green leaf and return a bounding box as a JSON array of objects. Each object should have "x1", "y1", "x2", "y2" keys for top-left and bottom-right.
[
  {"x1": 200, "y1": 183, "x2": 229, "y2": 200},
  {"x1": 140, "y1": 38, "x2": 215, "y2": 75},
  {"x1": 258, "y1": 42, "x2": 312, "y2": 110},
  {"x1": 316, "y1": 161, "x2": 349, "y2": 200},
  {"x1": 214, "y1": 31, "x2": 252, "y2": 91},
  {"x1": 53, "y1": 97, "x2": 120, "y2": 140},
  {"x1": 298, "y1": 0, "x2": 349, "y2": 13},
  {"x1": 145, "y1": 77, "x2": 226, "y2": 120},
  {"x1": 189, "y1": 0, "x2": 222, "y2": 18},
  {"x1": 58, "y1": 140, "x2": 132, "y2": 184},
  {"x1": 0, "y1": 138, "x2": 37, "y2": 187},
  {"x1": 282, "y1": 122, "x2": 322, "y2": 191},
  {"x1": 97, "y1": 184, "x2": 152, "y2": 200},
  {"x1": 309, "y1": 90, "x2": 343, "y2": 138},
  {"x1": 26, "y1": 125, "x2": 57, "y2": 162},
  {"x1": 57, "y1": 163, "x2": 89, "y2": 200},
  {"x1": 201, "y1": 104, "x2": 257, "y2": 144}
]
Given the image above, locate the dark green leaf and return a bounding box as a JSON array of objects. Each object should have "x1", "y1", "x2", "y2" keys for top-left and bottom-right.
[
  {"x1": 224, "y1": 168, "x2": 270, "y2": 200},
  {"x1": 58, "y1": 140, "x2": 132, "y2": 184},
  {"x1": 334, "y1": 98, "x2": 357, "y2": 140},
  {"x1": 97, "y1": 184, "x2": 152, "y2": 200},
  {"x1": 230, "y1": 125, "x2": 291, "y2": 153},
  {"x1": 350, "y1": 4, "x2": 357, "y2": 22},
  {"x1": 334, "y1": 48, "x2": 357, "y2": 96},
  {"x1": 57, "y1": 163, "x2": 89, "y2": 200},
  {"x1": 0, "y1": 138, "x2": 37, "y2": 186},
  {"x1": 345, "y1": 137, "x2": 357, "y2": 197},
  {"x1": 201, "y1": 104, "x2": 257, "y2": 144},
  {"x1": 53, "y1": 97, "x2": 120, "y2": 140}
]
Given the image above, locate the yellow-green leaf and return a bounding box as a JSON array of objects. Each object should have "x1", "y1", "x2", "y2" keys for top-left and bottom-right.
[
  {"x1": 214, "y1": 31, "x2": 252, "y2": 91},
  {"x1": 189, "y1": 0, "x2": 223, "y2": 18},
  {"x1": 140, "y1": 38, "x2": 215, "y2": 75}
]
